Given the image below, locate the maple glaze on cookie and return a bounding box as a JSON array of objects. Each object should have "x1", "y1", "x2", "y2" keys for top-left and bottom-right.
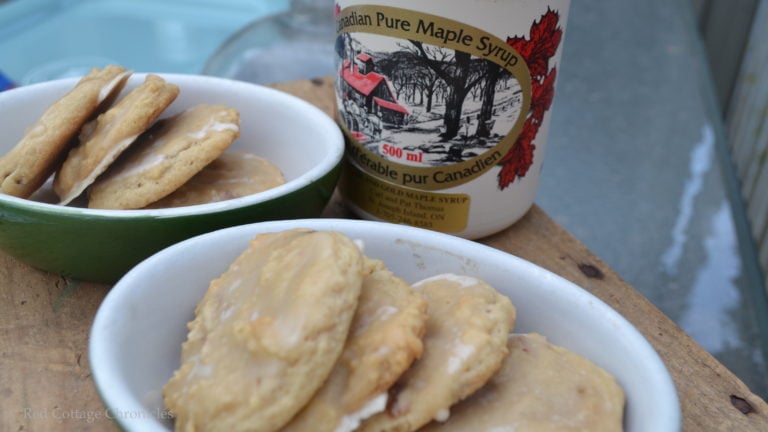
[
  {"x1": 419, "y1": 333, "x2": 625, "y2": 432},
  {"x1": 145, "y1": 151, "x2": 285, "y2": 208},
  {"x1": 88, "y1": 104, "x2": 239, "y2": 209},
  {"x1": 282, "y1": 258, "x2": 428, "y2": 432},
  {"x1": 359, "y1": 273, "x2": 516, "y2": 432},
  {"x1": 163, "y1": 229, "x2": 365, "y2": 432}
]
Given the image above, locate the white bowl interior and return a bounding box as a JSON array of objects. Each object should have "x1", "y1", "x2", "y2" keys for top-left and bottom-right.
[
  {"x1": 90, "y1": 219, "x2": 680, "y2": 432},
  {"x1": 0, "y1": 73, "x2": 343, "y2": 214}
]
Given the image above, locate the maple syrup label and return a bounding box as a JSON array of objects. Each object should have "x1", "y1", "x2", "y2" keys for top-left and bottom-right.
[
  {"x1": 340, "y1": 160, "x2": 471, "y2": 232},
  {"x1": 335, "y1": 4, "x2": 531, "y2": 191},
  {"x1": 334, "y1": 0, "x2": 569, "y2": 236}
]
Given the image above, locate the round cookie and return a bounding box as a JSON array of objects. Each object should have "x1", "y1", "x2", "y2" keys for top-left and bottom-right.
[
  {"x1": 282, "y1": 258, "x2": 428, "y2": 432},
  {"x1": 53, "y1": 74, "x2": 179, "y2": 204},
  {"x1": 359, "y1": 274, "x2": 517, "y2": 432},
  {"x1": 88, "y1": 104, "x2": 240, "y2": 209},
  {"x1": 419, "y1": 333, "x2": 626, "y2": 432},
  {"x1": 163, "y1": 229, "x2": 365, "y2": 432},
  {"x1": 0, "y1": 65, "x2": 130, "y2": 198},
  {"x1": 145, "y1": 150, "x2": 285, "y2": 208}
]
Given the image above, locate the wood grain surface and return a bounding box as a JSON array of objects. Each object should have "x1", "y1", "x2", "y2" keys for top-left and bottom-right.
[{"x1": 0, "y1": 77, "x2": 766, "y2": 431}]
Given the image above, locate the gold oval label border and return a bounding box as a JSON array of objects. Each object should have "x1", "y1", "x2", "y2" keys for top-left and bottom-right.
[{"x1": 337, "y1": 5, "x2": 532, "y2": 190}]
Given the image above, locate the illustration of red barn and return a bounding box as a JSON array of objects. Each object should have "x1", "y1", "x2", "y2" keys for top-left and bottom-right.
[{"x1": 339, "y1": 53, "x2": 408, "y2": 125}]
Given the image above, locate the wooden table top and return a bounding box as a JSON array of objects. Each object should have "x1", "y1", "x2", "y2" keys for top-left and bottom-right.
[{"x1": 1, "y1": 78, "x2": 767, "y2": 431}]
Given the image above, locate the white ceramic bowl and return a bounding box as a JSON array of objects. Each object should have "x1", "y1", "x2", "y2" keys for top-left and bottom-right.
[
  {"x1": 0, "y1": 73, "x2": 343, "y2": 283},
  {"x1": 89, "y1": 219, "x2": 680, "y2": 431}
]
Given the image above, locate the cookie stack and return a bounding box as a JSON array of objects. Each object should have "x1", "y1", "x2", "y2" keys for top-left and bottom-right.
[
  {"x1": 0, "y1": 65, "x2": 284, "y2": 209},
  {"x1": 163, "y1": 229, "x2": 626, "y2": 432}
]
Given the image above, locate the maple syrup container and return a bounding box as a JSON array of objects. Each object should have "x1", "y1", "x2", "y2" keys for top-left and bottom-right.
[{"x1": 335, "y1": 0, "x2": 570, "y2": 238}]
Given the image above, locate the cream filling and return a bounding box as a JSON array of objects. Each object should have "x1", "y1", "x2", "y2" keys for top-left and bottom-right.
[
  {"x1": 187, "y1": 118, "x2": 239, "y2": 140},
  {"x1": 58, "y1": 133, "x2": 139, "y2": 205},
  {"x1": 334, "y1": 393, "x2": 388, "y2": 432},
  {"x1": 352, "y1": 305, "x2": 399, "y2": 337},
  {"x1": 110, "y1": 151, "x2": 167, "y2": 181},
  {"x1": 434, "y1": 408, "x2": 451, "y2": 422},
  {"x1": 219, "y1": 307, "x2": 234, "y2": 322},
  {"x1": 374, "y1": 305, "x2": 398, "y2": 322},
  {"x1": 97, "y1": 70, "x2": 131, "y2": 104},
  {"x1": 447, "y1": 342, "x2": 476, "y2": 375},
  {"x1": 186, "y1": 354, "x2": 213, "y2": 379},
  {"x1": 413, "y1": 273, "x2": 481, "y2": 289}
]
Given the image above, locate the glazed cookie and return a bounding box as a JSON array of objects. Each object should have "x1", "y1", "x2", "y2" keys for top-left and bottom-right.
[
  {"x1": 419, "y1": 333, "x2": 626, "y2": 432},
  {"x1": 88, "y1": 104, "x2": 240, "y2": 209},
  {"x1": 282, "y1": 258, "x2": 428, "y2": 432},
  {"x1": 145, "y1": 151, "x2": 285, "y2": 208},
  {"x1": 0, "y1": 65, "x2": 130, "y2": 198},
  {"x1": 359, "y1": 274, "x2": 516, "y2": 432},
  {"x1": 53, "y1": 74, "x2": 179, "y2": 204},
  {"x1": 163, "y1": 229, "x2": 365, "y2": 432}
]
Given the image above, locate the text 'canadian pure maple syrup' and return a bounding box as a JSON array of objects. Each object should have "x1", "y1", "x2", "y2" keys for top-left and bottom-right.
[{"x1": 334, "y1": 0, "x2": 570, "y2": 238}]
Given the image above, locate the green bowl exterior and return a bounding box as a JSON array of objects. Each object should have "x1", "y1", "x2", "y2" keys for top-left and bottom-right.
[{"x1": 0, "y1": 162, "x2": 341, "y2": 284}]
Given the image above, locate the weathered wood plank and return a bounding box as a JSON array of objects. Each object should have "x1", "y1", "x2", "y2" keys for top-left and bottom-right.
[
  {"x1": 726, "y1": 0, "x2": 767, "y2": 174},
  {"x1": 724, "y1": 0, "x2": 768, "y2": 289},
  {"x1": 747, "y1": 158, "x2": 768, "y2": 240},
  {"x1": 740, "y1": 110, "x2": 768, "y2": 201},
  {"x1": 696, "y1": 0, "x2": 759, "y2": 110},
  {"x1": 724, "y1": 0, "x2": 766, "y2": 167},
  {"x1": 760, "y1": 229, "x2": 768, "y2": 290},
  {"x1": 0, "y1": 254, "x2": 112, "y2": 431}
]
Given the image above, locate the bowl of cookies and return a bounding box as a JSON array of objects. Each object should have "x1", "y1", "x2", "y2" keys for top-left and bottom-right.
[
  {"x1": 0, "y1": 66, "x2": 343, "y2": 283},
  {"x1": 89, "y1": 218, "x2": 680, "y2": 432}
]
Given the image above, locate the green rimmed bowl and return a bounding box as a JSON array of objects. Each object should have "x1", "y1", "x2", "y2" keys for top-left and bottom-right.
[{"x1": 0, "y1": 73, "x2": 344, "y2": 283}]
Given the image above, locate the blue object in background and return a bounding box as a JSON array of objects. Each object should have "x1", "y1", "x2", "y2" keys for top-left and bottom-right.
[
  {"x1": 0, "y1": 70, "x2": 14, "y2": 91},
  {"x1": 0, "y1": 0, "x2": 290, "y2": 84}
]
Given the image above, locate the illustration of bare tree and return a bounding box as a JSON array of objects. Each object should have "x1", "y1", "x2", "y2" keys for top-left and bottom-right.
[
  {"x1": 476, "y1": 62, "x2": 502, "y2": 137},
  {"x1": 408, "y1": 41, "x2": 486, "y2": 140}
]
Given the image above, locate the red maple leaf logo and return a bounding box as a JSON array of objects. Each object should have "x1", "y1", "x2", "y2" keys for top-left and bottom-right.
[
  {"x1": 499, "y1": 117, "x2": 539, "y2": 186},
  {"x1": 499, "y1": 8, "x2": 563, "y2": 190},
  {"x1": 530, "y1": 67, "x2": 557, "y2": 122},
  {"x1": 334, "y1": 3, "x2": 341, "y2": 18},
  {"x1": 506, "y1": 9, "x2": 562, "y2": 79}
]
